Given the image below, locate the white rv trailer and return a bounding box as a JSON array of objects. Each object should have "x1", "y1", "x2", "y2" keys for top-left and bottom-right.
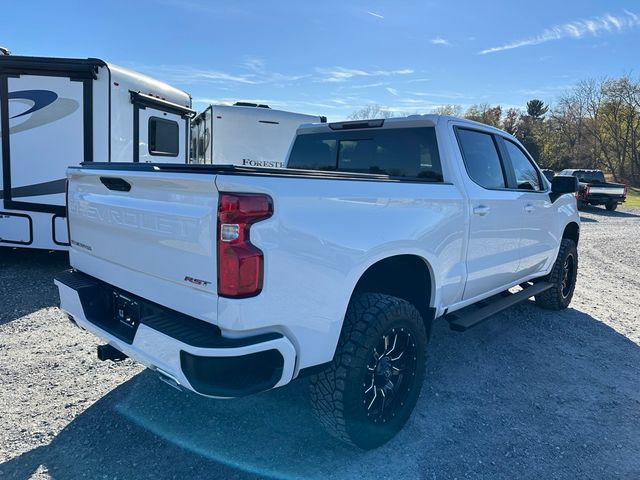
[
  {"x1": 0, "y1": 55, "x2": 194, "y2": 250},
  {"x1": 190, "y1": 103, "x2": 325, "y2": 167}
]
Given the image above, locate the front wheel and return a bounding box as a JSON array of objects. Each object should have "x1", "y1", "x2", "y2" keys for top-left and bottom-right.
[
  {"x1": 309, "y1": 293, "x2": 427, "y2": 449},
  {"x1": 535, "y1": 238, "x2": 578, "y2": 310},
  {"x1": 605, "y1": 201, "x2": 618, "y2": 211}
]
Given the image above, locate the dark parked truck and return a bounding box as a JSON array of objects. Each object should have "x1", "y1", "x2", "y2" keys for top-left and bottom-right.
[{"x1": 560, "y1": 169, "x2": 627, "y2": 211}]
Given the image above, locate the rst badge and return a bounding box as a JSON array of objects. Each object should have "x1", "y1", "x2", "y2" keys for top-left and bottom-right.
[{"x1": 184, "y1": 276, "x2": 212, "y2": 287}]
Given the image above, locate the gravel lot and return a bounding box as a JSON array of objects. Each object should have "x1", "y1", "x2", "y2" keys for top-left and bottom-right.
[{"x1": 1, "y1": 206, "x2": 639, "y2": 480}]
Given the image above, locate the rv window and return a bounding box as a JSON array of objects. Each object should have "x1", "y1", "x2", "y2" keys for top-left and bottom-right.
[{"x1": 149, "y1": 117, "x2": 179, "y2": 156}]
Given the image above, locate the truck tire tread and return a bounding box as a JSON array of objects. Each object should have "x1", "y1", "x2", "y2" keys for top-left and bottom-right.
[
  {"x1": 309, "y1": 293, "x2": 426, "y2": 448},
  {"x1": 535, "y1": 238, "x2": 578, "y2": 310}
]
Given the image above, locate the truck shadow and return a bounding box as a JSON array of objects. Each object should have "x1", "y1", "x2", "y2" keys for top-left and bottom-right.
[
  {"x1": 579, "y1": 205, "x2": 640, "y2": 218},
  {"x1": 2, "y1": 304, "x2": 639, "y2": 479},
  {"x1": 0, "y1": 248, "x2": 68, "y2": 326}
]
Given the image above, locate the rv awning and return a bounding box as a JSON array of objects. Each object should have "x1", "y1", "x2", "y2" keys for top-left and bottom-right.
[{"x1": 0, "y1": 56, "x2": 105, "y2": 79}]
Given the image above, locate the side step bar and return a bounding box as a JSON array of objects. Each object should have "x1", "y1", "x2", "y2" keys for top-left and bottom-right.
[{"x1": 446, "y1": 282, "x2": 553, "y2": 332}]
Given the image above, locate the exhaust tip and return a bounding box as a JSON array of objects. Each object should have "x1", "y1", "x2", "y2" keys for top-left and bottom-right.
[{"x1": 155, "y1": 368, "x2": 183, "y2": 392}]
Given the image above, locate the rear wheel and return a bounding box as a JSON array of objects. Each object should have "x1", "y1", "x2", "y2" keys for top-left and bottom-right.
[
  {"x1": 605, "y1": 201, "x2": 618, "y2": 211},
  {"x1": 535, "y1": 238, "x2": 578, "y2": 310},
  {"x1": 309, "y1": 293, "x2": 427, "y2": 449}
]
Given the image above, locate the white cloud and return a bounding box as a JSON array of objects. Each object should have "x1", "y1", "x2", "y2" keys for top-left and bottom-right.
[
  {"x1": 316, "y1": 66, "x2": 414, "y2": 83},
  {"x1": 480, "y1": 10, "x2": 640, "y2": 54},
  {"x1": 157, "y1": 67, "x2": 261, "y2": 85},
  {"x1": 430, "y1": 37, "x2": 451, "y2": 46},
  {"x1": 242, "y1": 56, "x2": 266, "y2": 73},
  {"x1": 137, "y1": 61, "x2": 307, "y2": 86},
  {"x1": 409, "y1": 91, "x2": 466, "y2": 99},
  {"x1": 367, "y1": 11, "x2": 384, "y2": 19},
  {"x1": 349, "y1": 82, "x2": 386, "y2": 89},
  {"x1": 515, "y1": 84, "x2": 574, "y2": 96},
  {"x1": 386, "y1": 87, "x2": 399, "y2": 96}
]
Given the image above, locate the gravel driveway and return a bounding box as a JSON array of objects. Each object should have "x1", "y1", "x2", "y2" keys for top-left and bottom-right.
[{"x1": 1, "y1": 206, "x2": 639, "y2": 480}]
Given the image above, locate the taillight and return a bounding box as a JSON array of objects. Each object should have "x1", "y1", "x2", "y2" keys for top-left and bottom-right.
[
  {"x1": 576, "y1": 185, "x2": 588, "y2": 199},
  {"x1": 217, "y1": 193, "x2": 273, "y2": 298}
]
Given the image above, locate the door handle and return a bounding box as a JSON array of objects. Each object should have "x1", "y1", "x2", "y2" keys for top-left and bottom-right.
[
  {"x1": 473, "y1": 205, "x2": 490, "y2": 216},
  {"x1": 524, "y1": 204, "x2": 535, "y2": 213}
]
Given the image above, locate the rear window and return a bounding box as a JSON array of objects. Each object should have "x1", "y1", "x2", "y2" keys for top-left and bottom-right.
[
  {"x1": 149, "y1": 117, "x2": 179, "y2": 156},
  {"x1": 575, "y1": 171, "x2": 606, "y2": 183},
  {"x1": 287, "y1": 127, "x2": 443, "y2": 181}
]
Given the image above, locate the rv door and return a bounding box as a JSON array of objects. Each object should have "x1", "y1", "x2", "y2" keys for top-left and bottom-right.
[
  {"x1": 1, "y1": 74, "x2": 86, "y2": 217},
  {"x1": 131, "y1": 92, "x2": 193, "y2": 164}
]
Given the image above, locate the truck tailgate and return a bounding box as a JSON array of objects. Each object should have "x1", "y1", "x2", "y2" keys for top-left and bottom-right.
[
  {"x1": 66, "y1": 166, "x2": 219, "y2": 315},
  {"x1": 588, "y1": 185, "x2": 625, "y2": 196}
]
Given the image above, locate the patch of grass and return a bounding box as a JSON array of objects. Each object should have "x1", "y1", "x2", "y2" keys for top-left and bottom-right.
[{"x1": 623, "y1": 187, "x2": 640, "y2": 209}]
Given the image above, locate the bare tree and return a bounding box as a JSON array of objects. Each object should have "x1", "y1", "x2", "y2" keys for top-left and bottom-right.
[
  {"x1": 464, "y1": 103, "x2": 502, "y2": 128},
  {"x1": 503, "y1": 108, "x2": 520, "y2": 135},
  {"x1": 349, "y1": 104, "x2": 397, "y2": 120},
  {"x1": 431, "y1": 104, "x2": 462, "y2": 117}
]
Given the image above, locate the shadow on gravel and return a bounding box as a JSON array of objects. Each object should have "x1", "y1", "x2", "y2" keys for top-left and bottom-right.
[
  {"x1": 578, "y1": 216, "x2": 598, "y2": 223},
  {"x1": 1, "y1": 304, "x2": 639, "y2": 479},
  {"x1": 0, "y1": 248, "x2": 68, "y2": 326},
  {"x1": 579, "y1": 205, "x2": 640, "y2": 218}
]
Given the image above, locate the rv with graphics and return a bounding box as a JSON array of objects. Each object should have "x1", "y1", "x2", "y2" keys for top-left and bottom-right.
[
  {"x1": 0, "y1": 55, "x2": 194, "y2": 250},
  {"x1": 190, "y1": 103, "x2": 325, "y2": 167}
]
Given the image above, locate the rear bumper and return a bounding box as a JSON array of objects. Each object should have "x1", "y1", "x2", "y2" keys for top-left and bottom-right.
[{"x1": 54, "y1": 270, "x2": 296, "y2": 398}]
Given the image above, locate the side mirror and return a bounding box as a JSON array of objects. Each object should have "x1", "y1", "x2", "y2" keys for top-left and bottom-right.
[
  {"x1": 550, "y1": 175, "x2": 579, "y2": 202},
  {"x1": 551, "y1": 175, "x2": 579, "y2": 194}
]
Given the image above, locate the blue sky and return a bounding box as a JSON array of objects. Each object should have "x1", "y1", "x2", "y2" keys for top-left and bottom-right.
[{"x1": 3, "y1": 0, "x2": 640, "y2": 120}]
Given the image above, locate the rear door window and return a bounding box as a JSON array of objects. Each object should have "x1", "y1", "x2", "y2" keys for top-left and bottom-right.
[
  {"x1": 456, "y1": 128, "x2": 506, "y2": 189},
  {"x1": 287, "y1": 127, "x2": 443, "y2": 181}
]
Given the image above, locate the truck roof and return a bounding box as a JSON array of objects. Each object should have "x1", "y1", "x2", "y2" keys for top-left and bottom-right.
[{"x1": 296, "y1": 114, "x2": 510, "y2": 136}]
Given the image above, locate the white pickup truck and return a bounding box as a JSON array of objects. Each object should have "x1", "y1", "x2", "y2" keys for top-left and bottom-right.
[{"x1": 55, "y1": 115, "x2": 580, "y2": 449}]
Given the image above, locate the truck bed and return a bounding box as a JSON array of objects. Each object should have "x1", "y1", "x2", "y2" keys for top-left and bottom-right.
[
  {"x1": 77, "y1": 161, "x2": 448, "y2": 184},
  {"x1": 64, "y1": 161, "x2": 465, "y2": 371}
]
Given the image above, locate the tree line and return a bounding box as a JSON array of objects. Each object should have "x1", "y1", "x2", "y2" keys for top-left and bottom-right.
[{"x1": 350, "y1": 75, "x2": 640, "y2": 185}]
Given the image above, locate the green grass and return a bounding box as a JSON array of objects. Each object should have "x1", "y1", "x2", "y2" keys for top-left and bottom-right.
[{"x1": 623, "y1": 187, "x2": 640, "y2": 209}]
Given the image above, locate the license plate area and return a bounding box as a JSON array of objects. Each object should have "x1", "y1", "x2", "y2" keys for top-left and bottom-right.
[
  {"x1": 74, "y1": 283, "x2": 142, "y2": 344},
  {"x1": 113, "y1": 292, "x2": 140, "y2": 330}
]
